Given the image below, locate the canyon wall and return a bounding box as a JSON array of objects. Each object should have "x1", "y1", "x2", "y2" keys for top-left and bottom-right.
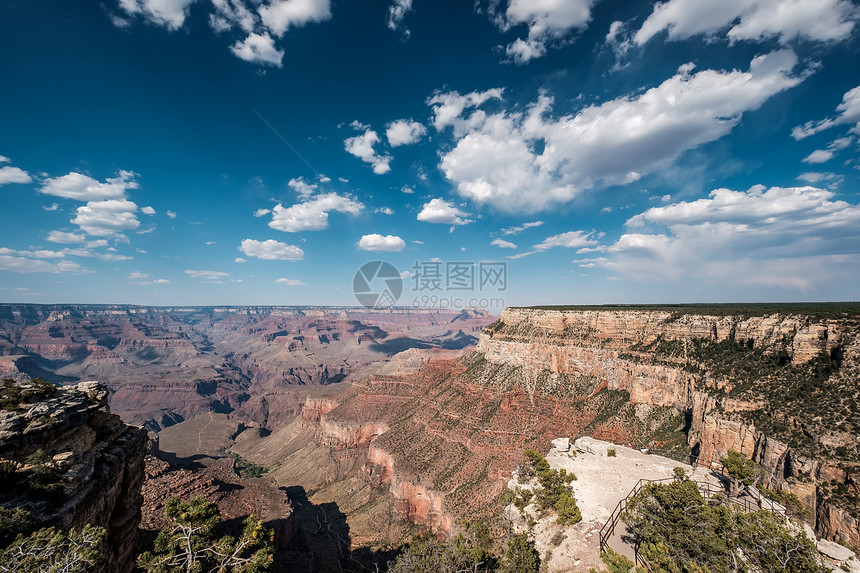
[
  {"x1": 479, "y1": 307, "x2": 860, "y2": 545},
  {"x1": 0, "y1": 381, "x2": 147, "y2": 573}
]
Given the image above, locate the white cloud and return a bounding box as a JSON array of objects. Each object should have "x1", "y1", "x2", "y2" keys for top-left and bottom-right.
[
  {"x1": 46, "y1": 231, "x2": 87, "y2": 244},
  {"x1": 259, "y1": 0, "x2": 332, "y2": 37},
  {"x1": 129, "y1": 271, "x2": 149, "y2": 279},
  {"x1": 534, "y1": 230, "x2": 599, "y2": 251},
  {"x1": 358, "y1": 234, "x2": 406, "y2": 252},
  {"x1": 230, "y1": 32, "x2": 284, "y2": 66},
  {"x1": 502, "y1": 221, "x2": 543, "y2": 235},
  {"x1": 0, "y1": 166, "x2": 32, "y2": 185},
  {"x1": 0, "y1": 251, "x2": 87, "y2": 274},
  {"x1": 401, "y1": 185, "x2": 414, "y2": 194},
  {"x1": 635, "y1": 0, "x2": 857, "y2": 45},
  {"x1": 210, "y1": 0, "x2": 257, "y2": 33},
  {"x1": 166, "y1": 210, "x2": 177, "y2": 218},
  {"x1": 435, "y1": 51, "x2": 804, "y2": 213},
  {"x1": 141, "y1": 205, "x2": 156, "y2": 215},
  {"x1": 238, "y1": 238, "x2": 304, "y2": 260},
  {"x1": 71, "y1": 199, "x2": 140, "y2": 238},
  {"x1": 344, "y1": 129, "x2": 392, "y2": 174},
  {"x1": 39, "y1": 170, "x2": 137, "y2": 201},
  {"x1": 803, "y1": 149, "x2": 834, "y2": 164},
  {"x1": 486, "y1": 0, "x2": 596, "y2": 64},
  {"x1": 184, "y1": 269, "x2": 230, "y2": 283},
  {"x1": 387, "y1": 0, "x2": 413, "y2": 37},
  {"x1": 491, "y1": 238, "x2": 518, "y2": 249},
  {"x1": 43, "y1": 203, "x2": 59, "y2": 211},
  {"x1": 386, "y1": 119, "x2": 427, "y2": 147},
  {"x1": 153, "y1": 278, "x2": 171, "y2": 284},
  {"x1": 274, "y1": 277, "x2": 306, "y2": 285},
  {"x1": 427, "y1": 88, "x2": 505, "y2": 136},
  {"x1": 792, "y1": 85, "x2": 860, "y2": 139},
  {"x1": 254, "y1": 208, "x2": 271, "y2": 217},
  {"x1": 116, "y1": 0, "x2": 196, "y2": 30},
  {"x1": 416, "y1": 198, "x2": 473, "y2": 226},
  {"x1": 583, "y1": 184, "x2": 860, "y2": 291},
  {"x1": 376, "y1": 206, "x2": 394, "y2": 215},
  {"x1": 288, "y1": 177, "x2": 318, "y2": 196},
  {"x1": 797, "y1": 171, "x2": 842, "y2": 186},
  {"x1": 0, "y1": 156, "x2": 8, "y2": 163},
  {"x1": 269, "y1": 192, "x2": 363, "y2": 232},
  {"x1": 234, "y1": 257, "x2": 247, "y2": 263}
]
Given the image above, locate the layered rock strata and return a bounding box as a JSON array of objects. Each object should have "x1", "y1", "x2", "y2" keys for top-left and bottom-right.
[{"x1": 0, "y1": 381, "x2": 147, "y2": 573}]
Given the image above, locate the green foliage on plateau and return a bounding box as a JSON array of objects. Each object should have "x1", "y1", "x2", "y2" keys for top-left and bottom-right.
[
  {"x1": 0, "y1": 507, "x2": 35, "y2": 549},
  {"x1": 498, "y1": 534, "x2": 539, "y2": 573},
  {"x1": 0, "y1": 524, "x2": 105, "y2": 573},
  {"x1": 138, "y1": 496, "x2": 273, "y2": 573},
  {"x1": 519, "y1": 450, "x2": 581, "y2": 526},
  {"x1": 720, "y1": 450, "x2": 765, "y2": 485},
  {"x1": 623, "y1": 480, "x2": 826, "y2": 573},
  {"x1": 1, "y1": 378, "x2": 57, "y2": 410},
  {"x1": 387, "y1": 526, "x2": 537, "y2": 573},
  {"x1": 227, "y1": 453, "x2": 267, "y2": 479}
]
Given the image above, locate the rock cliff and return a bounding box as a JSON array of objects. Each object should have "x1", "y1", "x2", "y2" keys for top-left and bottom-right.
[
  {"x1": 0, "y1": 380, "x2": 147, "y2": 573},
  {"x1": 479, "y1": 306, "x2": 860, "y2": 545}
]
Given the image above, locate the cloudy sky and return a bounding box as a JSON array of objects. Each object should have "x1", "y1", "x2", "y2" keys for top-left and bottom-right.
[{"x1": 1, "y1": 0, "x2": 859, "y2": 307}]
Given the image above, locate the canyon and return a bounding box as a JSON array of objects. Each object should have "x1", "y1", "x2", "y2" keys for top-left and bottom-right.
[{"x1": 1, "y1": 303, "x2": 859, "y2": 570}]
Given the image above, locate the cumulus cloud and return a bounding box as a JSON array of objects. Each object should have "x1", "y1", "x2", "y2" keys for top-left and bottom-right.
[
  {"x1": 184, "y1": 269, "x2": 230, "y2": 283},
  {"x1": 238, "y1": 238, "x2": 304, "y2": 260},
  {"x1": 634, "y1": 0, "x2": 858, "y2": 45},
  {"x1": 46, "y1": 231, "x2": 87, "y2": 244},
  {"x1": 269, "y1": 192, "x2": 364, "y2": 232},
  {"x1": 210, "y1": 0, "x2": 257, "y2": 33},
  {"x1": 259, "y1": 0, "x2": 331, "y2": 36},
  {"x1": 166, "y1": 210, "x2": 177, "y2": 218},
  {"x1": 358, "y1": 234, "x2": 406, "y2": 252},
  {"x1": 288, "y1": 177, "x2": 317, "y2": 196},
  {"x1": 230, "y1": 32, "x2": 284, "y2": 66},
  {"x1": 534, "y1": 231, "x2": 599, "y2": 251},
  {"x1": 483, "y1": 0, "x2": 597, "y2": 64},
  {"x1": 0, "y1": 165, "x2": 32, "y2": 185},
  {"x1": 344, "y1": 129, "x2": 392, "y2": 174},
  {"x1": 502, "y1": 221, "x2": 543, "y2": 235},
  {"x1": 416, "y1": 198, "x2": 473, "y2": 226},
  {"x1": 427, "y1": 88, "x2": 505, "y2": 136},
  {"x1": 491, "y1": 238, "x2": 518, "y2": 249},
  {"x1": 254, "y1": 208, "x2": 271, "y2": 217},
  {"x1": 116, "y1": 0, "x2": 196, "y2": 30},
  {"x1": 387, "y1": 0, "x2": 412, "y2": 37},
  {"x1": 434, "y1": 51, "x2": 804, "y2": 213},
  {"x1": 234, "y1": 257, "x2": 247, "y2": 263},
  {"x1": 128, "y1": 271, "x2": 149, "y2": 279},
  {"x1": 792, "y1": 85, "x2": 860, "y2": 139},
  {"x1": 40, "y1": 170, "x2": 138, "y2": 201},
  {"x1": 275, "y1": 277, "x2": 306, "y2": 285},
  {"x1": 386, "y1": 119, "x2": 427, "y2": 147},
  {"x1": 71, "y1": 199, "x2": 140, "y2": 238},
  {"x1": 581, "y1": 184, "x2": 860, "y2": 291},
  {"x1": 0, "y1": 254, "x2": 87, "y2": 274},
  {"x1": 141, "y1": 205, "x2": 156, "y2": 215}
]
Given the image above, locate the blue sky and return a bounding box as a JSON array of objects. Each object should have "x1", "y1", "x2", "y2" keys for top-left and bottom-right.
[{"x1": 1, "y1": 0, "x2": 860, "y2": 307}]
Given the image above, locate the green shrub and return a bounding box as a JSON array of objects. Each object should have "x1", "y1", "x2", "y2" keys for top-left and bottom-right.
[{"x1": 607, "y1": 448, "x2": 617, "y2": 457}]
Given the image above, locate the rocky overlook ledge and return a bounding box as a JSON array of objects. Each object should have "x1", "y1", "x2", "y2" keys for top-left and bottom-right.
[{"x1": 0, "y1": 380, "x2": 147, "y2": 573}]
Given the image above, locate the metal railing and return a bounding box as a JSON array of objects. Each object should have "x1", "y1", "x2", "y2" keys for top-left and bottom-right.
[{"x1": 598, "y1": 474, "x2": 786, "y2": 563}]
